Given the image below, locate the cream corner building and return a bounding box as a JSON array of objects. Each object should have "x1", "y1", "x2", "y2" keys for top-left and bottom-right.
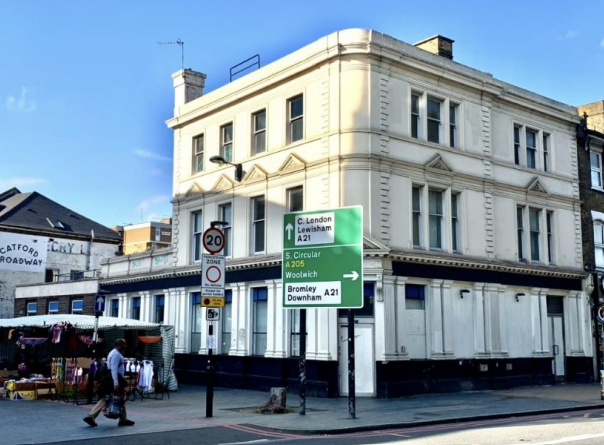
[{"x1": 100, "y1": 29, "x2": 591, "y2": 397}]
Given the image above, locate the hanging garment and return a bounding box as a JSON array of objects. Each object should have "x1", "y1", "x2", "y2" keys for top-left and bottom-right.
[
  {"x1": 78, "y1": 335, "x2": 104, "y2": 345},
  {"x1": 16, "y1": 337, "x2": 48, "y2": 347},
  {"x1": 138, "y1": 361, "x2": 154, "y2": 390},
  {"x1": 69, "y1": 325, "x2": 78, "y2": 351},
  {"x1": 137, "y1": 336, "x2": 162, "y2": 344},
  {"x1": 51, "y1": 325, "x2": 63, "y2": 344}
]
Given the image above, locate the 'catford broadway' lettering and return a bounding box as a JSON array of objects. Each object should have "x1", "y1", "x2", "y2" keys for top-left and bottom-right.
[{"x1": 0, "y1": 244, "x2": 39, "y2": 257}]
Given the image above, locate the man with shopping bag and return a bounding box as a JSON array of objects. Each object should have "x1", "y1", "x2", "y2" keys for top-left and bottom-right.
[{"x1": 83, "y1": 339, "x2": 135, "y2": 427}]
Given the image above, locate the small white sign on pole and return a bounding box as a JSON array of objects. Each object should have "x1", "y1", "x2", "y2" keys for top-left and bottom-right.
[{"x1": 201, "y1": 254, "x2": 225, "y2": 297}]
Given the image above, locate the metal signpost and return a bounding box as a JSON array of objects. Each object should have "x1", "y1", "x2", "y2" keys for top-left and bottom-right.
[
  {"x1": 282, "y1": 206, "x2": 363, "y2": 418},
  {"x1": 87, "y1": 294, "x2": 106, "y2": 403},
  {"x1": 201, "y1": 225, "x2": 226, "y2": 418}
]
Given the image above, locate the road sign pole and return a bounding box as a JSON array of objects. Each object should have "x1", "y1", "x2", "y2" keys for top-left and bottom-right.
[
  {"x1": 348, "y1": 309, "x2": 356, "y2": 419},
  {"x1": 299, "y1": 309, "x2": 306, "y2": 415},
  {"x1": 86, "y1": 312, "x2": 100, "y2": 404},
  {"x1": 206, "y1": 322, "x2": 214, "y2": 418}
]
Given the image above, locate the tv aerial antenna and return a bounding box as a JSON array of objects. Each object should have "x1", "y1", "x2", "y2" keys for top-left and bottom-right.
[{"x1": 158, "y1": 38, "x2": 185, "y2": 69}]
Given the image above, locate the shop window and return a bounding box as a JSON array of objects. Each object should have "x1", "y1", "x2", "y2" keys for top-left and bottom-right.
[
  {"x1": 155, "y1": 295, "x2": 165, "y2": 324},
  {"x1": 221, "y1": 290, "x2": 233, "y2": 354},
  {"x1": 405, "y1": 284, "x2": 425, "y2": 310},
  {"x1": 110, "y1": 299, "x2": 119, "y2": 318},
  {"x1": 252, "y1": 287, "x2": 268, "y2": 355},
  {"x1": 191, "y1": 292, "x2": 202, "y2": 353}
]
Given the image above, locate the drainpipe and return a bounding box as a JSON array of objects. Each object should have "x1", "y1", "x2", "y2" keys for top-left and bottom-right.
[{"x1": 86, "y1": 229, "x2": 95, "y2": 272}]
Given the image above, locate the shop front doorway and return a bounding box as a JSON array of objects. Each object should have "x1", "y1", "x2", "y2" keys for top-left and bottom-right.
[
  {"x1": 338, "y1": 322, "x2": 375, "y2": 396},
  {"x1": 547, "y1": 296, "x2": 566, "y2": 380}
]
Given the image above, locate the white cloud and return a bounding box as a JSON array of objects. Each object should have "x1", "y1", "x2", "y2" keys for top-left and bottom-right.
[
  {"x1": 5, "y1": 87, "x2": 37, "y2": 113},
  {"x1": 133, "y1": 148, "x2": 172, "y2": 163},
  {"x1": 562, "y1": 30, "x2": 578, "y2": 40},
  {"x1": 134, "y1": 195, "x2": 170, "y2": 221},
  {"x1": 0, "y1": 176, "x2": 47, "y2": 189}
]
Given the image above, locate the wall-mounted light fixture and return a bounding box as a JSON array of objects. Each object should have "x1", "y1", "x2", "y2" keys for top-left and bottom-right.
[
  {"x1": 210, "y1": 155, "x2": 243, "y2": 182},
  {"x1": 460, "y1": 289, "x2": 471, "y2": 299},
  {"x1": 515, "y1": 293, "x2": 525, "y2": 302}
]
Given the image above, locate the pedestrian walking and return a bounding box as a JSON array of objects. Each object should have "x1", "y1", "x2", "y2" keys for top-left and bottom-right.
[{"x1": 83, "y1": 339, "x2": 135, "y2": 427}]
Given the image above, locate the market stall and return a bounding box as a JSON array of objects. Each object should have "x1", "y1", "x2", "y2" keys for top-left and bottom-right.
[{"x1": 0, "y1": 314, "x2": 177, "y2": 402}]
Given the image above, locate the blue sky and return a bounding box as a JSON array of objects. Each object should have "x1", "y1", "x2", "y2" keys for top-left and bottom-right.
[{"x1": 1, "y1": 0, "x2": 604, "y2": 227}]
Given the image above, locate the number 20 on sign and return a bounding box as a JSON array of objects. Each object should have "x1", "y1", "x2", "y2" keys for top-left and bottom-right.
[{"x1": 203, "y1": 227, "x2": 225, "y2": 254}]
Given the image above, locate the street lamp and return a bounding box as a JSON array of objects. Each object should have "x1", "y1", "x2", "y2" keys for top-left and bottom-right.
[{"x1": 209, "y1": 155, "x2": 243, "y2": 182}]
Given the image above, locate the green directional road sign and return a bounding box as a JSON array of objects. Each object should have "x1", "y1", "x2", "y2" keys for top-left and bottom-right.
[{"x1": 282, "y1": 206, "x2": 363, "y2": 308}]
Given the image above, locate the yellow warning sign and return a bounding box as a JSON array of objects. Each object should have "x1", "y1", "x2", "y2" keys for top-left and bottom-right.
[{"x1": 201, "y1": 297, "x2": 225, "y2": 308}]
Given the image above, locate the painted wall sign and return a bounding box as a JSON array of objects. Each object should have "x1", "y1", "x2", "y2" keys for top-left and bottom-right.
[{"x1": 0, "y1": 232, "x2": 48, "y2": 272}]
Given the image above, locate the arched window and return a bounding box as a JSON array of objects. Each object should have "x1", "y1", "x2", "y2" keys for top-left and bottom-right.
[{"x1": 594, "y1": 221, "x2": 604, "y2": 268}]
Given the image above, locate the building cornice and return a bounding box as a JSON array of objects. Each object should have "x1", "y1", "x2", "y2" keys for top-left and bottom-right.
[
  {"x1": 166, "y1": 29, "x2": 579, "y2": 131},
  {"x1": 389, "y1": 249, "x2": 586, "y2": 280}
]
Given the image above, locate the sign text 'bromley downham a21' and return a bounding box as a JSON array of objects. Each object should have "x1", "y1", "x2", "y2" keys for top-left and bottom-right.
[{"x1": 282, "y1": 206, "x2": 363, "y2": 309}]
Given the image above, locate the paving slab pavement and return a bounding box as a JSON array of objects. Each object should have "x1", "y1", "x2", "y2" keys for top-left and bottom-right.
[{"x1": 1, "y1": 383, "x2": 603, "y2": 444}]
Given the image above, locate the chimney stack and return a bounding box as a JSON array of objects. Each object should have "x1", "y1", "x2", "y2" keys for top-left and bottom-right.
[
  {"x1": 578, "y1": 101, "x2": 604, "y2": 134},
  {"x1": 414, "y1": 35, "x2": 455, "y2": 60},
  {"x1": 172, "y1": 69, "x2": 207, "y2": 114}
]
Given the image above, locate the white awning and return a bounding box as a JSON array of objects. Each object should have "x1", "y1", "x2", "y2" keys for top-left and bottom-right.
[{"x1": 0, "y1": 314, "x2": 164, "y2": 330}]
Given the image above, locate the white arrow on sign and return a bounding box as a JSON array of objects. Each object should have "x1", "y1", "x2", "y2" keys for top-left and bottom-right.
[
  {"x1": 343, "y1": 271, "x2": 359, "y2": 281},
  {"x1": 96, "y1": 296, "x2": 104, "y2": 306},
  {"x1": 286, "y1": 223, "x2": 294, "y2": 240}
]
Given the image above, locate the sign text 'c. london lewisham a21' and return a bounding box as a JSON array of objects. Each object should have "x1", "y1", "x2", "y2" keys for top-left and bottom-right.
[{"x1": 282, "y1": 206, "x2": 363, "y2": 309}]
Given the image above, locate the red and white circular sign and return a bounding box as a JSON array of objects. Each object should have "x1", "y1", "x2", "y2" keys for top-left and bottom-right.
[
  {"x1": 205, "y1": 266, "x2": 222, "y2": 283},
  {"x1": 203, "y1": 227, "x2": 225, "y2": 254}
]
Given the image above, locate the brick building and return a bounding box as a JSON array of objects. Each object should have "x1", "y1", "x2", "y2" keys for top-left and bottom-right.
[
  {"x1": 577, "y1": 101, "x2": 604, "y2": 372},
  {"x1": 0, "y1": 187, "x2": 121, "y2": 318}
]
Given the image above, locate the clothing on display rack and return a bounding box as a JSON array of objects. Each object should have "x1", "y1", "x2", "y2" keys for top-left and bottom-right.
[
  {"x1": 138, "y1": 360, "x2": 154, "y2": 391},
  {"x1": 51, "y1": 325, "x2": 63, "y2": 344},
  {"x1": 124, "y1": 359, "x2": 140, "y2": 373}
]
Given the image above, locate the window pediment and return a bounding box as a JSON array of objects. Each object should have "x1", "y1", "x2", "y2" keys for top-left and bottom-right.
[
  {"x1": 425, "y1": 154, "x2": 453, "y2": 172},
  {"x1": 184, "y1": 183, "x2": 204, "y2": 200},
  {"x1": 278, "y1": 153, "x2": 307, "y2": 175},
  {"x1": 212, "y1": 174, "x2": 235, "y2": 192},
  {"x1": 527, "y1": 177, "x2": 548, "y2": 194},
  {"x1": 242, "y1": 164, "x2": 268, "y2": 183}
]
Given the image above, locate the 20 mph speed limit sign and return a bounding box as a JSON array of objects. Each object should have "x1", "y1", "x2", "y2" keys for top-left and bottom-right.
[{"x1": 203, "y1": 227, "x2": 225, "y2": 254}]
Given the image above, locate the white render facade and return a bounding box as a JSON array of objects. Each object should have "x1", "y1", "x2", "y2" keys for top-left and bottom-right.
[{"x1": 100, "y1": 29, "x2": 591, "y2": 397}]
